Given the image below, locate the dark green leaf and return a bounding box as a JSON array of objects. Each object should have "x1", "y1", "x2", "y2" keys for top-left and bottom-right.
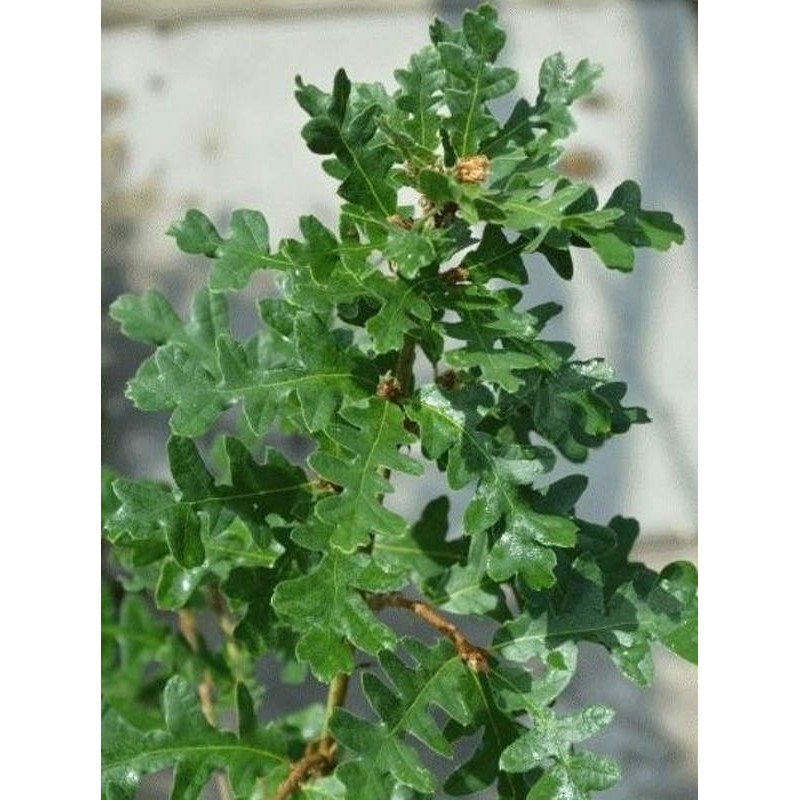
[
  {"x1": 297, "y1": 70, "x2": 397, "y2": 215},
  {"x1": 373, "y1": 496, "x2": 467, "y2": 583},
  {"x1": 168, "y1": 209, "x2": 290, "y2": 291},
  {"x1": 436, "y1": 6, "x2": 518, "y2": 155},
  {"x1": 101, "y1": 677, "x2": 289, "y2": 799},
  {"x1": 309, "y1": 398, "x2": 423, "y2": 551},
  {"x1": 272, "y1": 549, "x2": 403, "y2": 680}
]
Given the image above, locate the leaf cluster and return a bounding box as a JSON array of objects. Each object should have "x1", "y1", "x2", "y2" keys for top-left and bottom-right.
[{"x1": 102, "y1": 5, "x2": 695, "y2": 800}]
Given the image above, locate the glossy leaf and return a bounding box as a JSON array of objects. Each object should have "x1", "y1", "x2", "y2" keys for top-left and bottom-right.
[
  {"x1": 331, "y1": 638, "x2": 481, "y2": 798},
  {"x1": 103, "y1": 7, "x2": 696, "y2": 800},
  {"x1": 101, "y1": 678, "x2": 289, "y2": 799},
  {"x1": 309, "y1": 398, "x2": 424, "y2": 551},
  {"x1": 271, "y1": 550, "x2": 404, "y2": 680}
]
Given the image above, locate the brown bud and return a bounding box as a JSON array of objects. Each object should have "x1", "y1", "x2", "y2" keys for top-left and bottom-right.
[
  {"x1": 436, "y1": 370, "x2": 460, "y2": 391},
  {"x1": 376, "y1": 372, "x2": 403, "y2": 400},
  {"x1": 434, "y1": 201, "x2": 459, "y2": 228},
  {"x1": 454, "y1": 154, "x2": 490, "y2": 184},
  {"x1": 464, "y1": 648, "x2": 490, "y2": 674},
  {"x1": 441, "y1": 264, "x2": 470, "y2": 285},
  {"x1": 312, "y1": 478, "x2": 341, "y2": 494},
  {"x1": 386, "y1": 213, "x2": 414, "y2": 230}
]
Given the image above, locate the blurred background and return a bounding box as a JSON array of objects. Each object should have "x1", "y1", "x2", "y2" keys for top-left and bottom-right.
[{"x1": 101, "y1": 1, "x2": 697, "y2": 797}]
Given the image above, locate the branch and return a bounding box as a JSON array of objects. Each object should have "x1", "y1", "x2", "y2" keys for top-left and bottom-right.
[
  {"x1": 368, "y1": 593, "x2": 490, "y2": 673},
  {"x1": 177, "y1": 609, "x2": 235, "y2": 800},
  {"x1": 208, "y1": 584, "x2": 248, "y2": 683},
  {"x1": 321, "y1": 671, "x2": 349, "y2": 759},
  {"x1": 394, "y1": 333, "x2": 416, "y2": 398},
  {"x1": 271, "y1": 749, "x2": 333, "y2": 800},
  {"x1": 270, "y1": 671, "x2": 349, "y2": 800}
]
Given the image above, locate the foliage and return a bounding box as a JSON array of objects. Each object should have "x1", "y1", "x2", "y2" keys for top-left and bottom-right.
[{"x1": 102, "y1": 5, "x2": 695, "y2": 799}]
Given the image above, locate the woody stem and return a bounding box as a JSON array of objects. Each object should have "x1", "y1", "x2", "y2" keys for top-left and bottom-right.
[{"x1": 368, "y1": 592, "x2": 490, "y2": 673}]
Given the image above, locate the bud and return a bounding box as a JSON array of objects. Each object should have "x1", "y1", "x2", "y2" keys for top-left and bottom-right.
[
  {"x1": 454, "y1": 154, "x2": 490, "y2": 184},
  {"x1": 376, "y1": 372, "x2": 403, "y2": 400}
]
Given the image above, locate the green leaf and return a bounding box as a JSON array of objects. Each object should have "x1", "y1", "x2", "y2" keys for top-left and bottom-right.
[
  {"x1": 436, "y1": 5, "x2": 518, "y2": 155},
  {"x1": 433, "y1": 285, "x2": 565, "y2": 393},
  {"x1": 105, "y1": 436, "x2": 308, "y2": 608},
  {"x1": 373, "y1": 496, "x2": 468, "y2": 583},
  {"x1": 488, "y1": 695, "x2": 620, "y2": 799},
  {"x1": 297, "y1": 69, "x2": 397, "y2": 215},
  {"x1": 271, "y1": 550, "x2": 403, "y2": 680},
  {"x1": 516, "y1": 526, "x2": 698, "y2": 685},
  {"x1": 462, "y1": 224, "x2": 528, "y2": 285},
  {"x1": 490, "y1": 645, "x2": 578, "y2": 709},
  {"x1": 109, "y1": 289, "x2": 183, "y2": 346},
  {"x1": 102, "y1": 590, "x2": 198, "y2": 714},
  {"x1": 102, "y1": 677, "x2": 289, "y2": 799},
  {"x1": 168, "y1": 209, "x2": 290, "y2": 291},
  {"x1": 132, "y1": 344, "x2": 228, "y2": 437},
  {"x1": 498, "y1": 353, "x2": 649, "y2": 462},
  {"x1": 283, "y1": 215, "x2": 342, "y2": 282},
  {"x1": 364, "y1": 638, "x2": 481, "y2": 756},
  {"x1": 535, "y1": 53, "x2": 603, "y2": 141},
  {"x1": 165, "y1": 208, "x2": 223, "y2": 256},
  {"x1": 442, "y1": 671, "x2": 527, "y2": 797},
  {"x1": 223, "y1": 560, "x2": 307, "y2": 662},
  {"x1": 119, "y1": 285, "x2": 228, "y2": 366},
  {"x1": 217, "y1": 313, "x2": 375, "y2": 435},
  {"x1": 120, "y1": 288, "x2": 234, "y2": 434},
  {"x1": 384, "y1": 226, "x2": 437, "y2": 279},
  {"x1": 333, "y1": 715, "x2": 435, "y2": 800},
  {"x1": 486, "y1": 521, "x2": 560, "y2": 591},
  {"x1": 577, "y1": 180, "x2": 685, "y2": 272},
  {"x1": 331, "y1": 638, "x2": 481, "y2": 797},
  {"x1": 393, "y1": 46, "x2": 445, "y2": 157},
  {"x1": 309, "y1": 398, "x2": 423, "y2": 551},
  {"x1": 499, "y1": 706, "x2": 614, "y2": 772},
  {"x1": 525, "y1": 753, "x2": 621, "y2": 800},
  {"x1": 409, "y1": 383, "x2": 568, "y2": 589},
  {"x1": 500, "y1": 182, "x2": 596, "y2": 244},
  {"x1": 433, "y1": 529, "x2": 509, "y2": 618}
]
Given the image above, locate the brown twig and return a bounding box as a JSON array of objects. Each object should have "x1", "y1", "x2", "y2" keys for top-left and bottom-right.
[
  {"x1": 368, "y1": 593, "x2": 490, "y2": 673},
  {"x1": 208, "y1": 585, "x2": 248, "y2": 683},
  {"x1": 271, "y1": 672, "x2": 349, "y2": 800},
  {"x1": 176, "y1": 609, "x2": 235, "y2": 800},
  {"x1": 271, "y1": 747, "x2": 333, "y2": 800}
]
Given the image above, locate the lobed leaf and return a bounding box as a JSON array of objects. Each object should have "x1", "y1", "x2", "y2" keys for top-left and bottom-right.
[
  {"x1": 101, "y1": 678, "x2": 289, "y2": 799},
  {"x1": 168, "y1": 209, "x2": 291, "y2": 292},
  {"x1": 271, "y1": 550, "x2": 405, "y2": 680},
  {"x1": 309, "y1": 398, "x2": 424, "y2": 551}
]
